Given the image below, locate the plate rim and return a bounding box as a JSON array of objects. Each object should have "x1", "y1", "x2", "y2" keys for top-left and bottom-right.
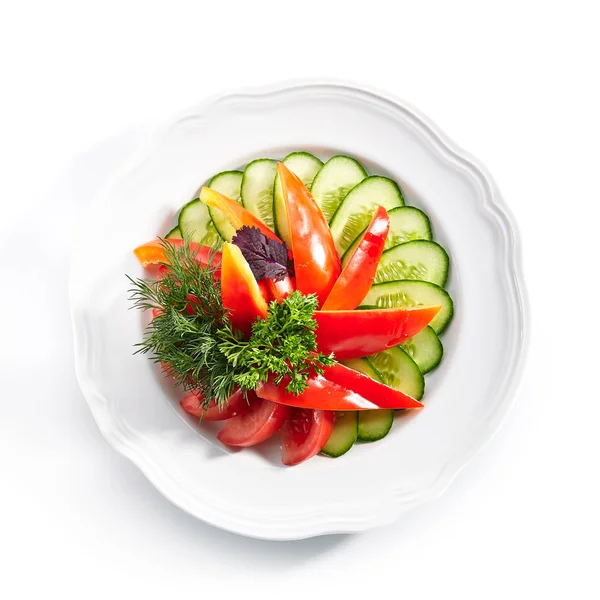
[{"x1": 69, "y1": 78, "x2": 530, "y2": 540}]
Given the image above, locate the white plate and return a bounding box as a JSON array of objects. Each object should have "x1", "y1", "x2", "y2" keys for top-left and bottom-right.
[{"x1": 69, "y1": 81, "x2": 528, "y2": 540}]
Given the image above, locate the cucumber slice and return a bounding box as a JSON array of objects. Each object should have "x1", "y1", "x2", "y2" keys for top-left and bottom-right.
[
  {"x1": 281, "y1": 152, "x2": 323, "y2": 187},
  {"x1": 375, "y1": 240, "x2": 449, "y2": 287},
  {"x1": 273, "y1": 152, "x2": 323, "y2": 246},
  {"x1": 209, "y1": 170, "x2": 243, "y2": 201},
  {"x1": 385, "y1": 206, "x2": 432, "y2": 249},
  {"x1": 178, "y1": 198, "x2": 222, "y2": 246},
  {"x1": 357, "y1": 409, "x2": 394, "y2": 442},
  {"x1": 310, "y1": 155, "x2": 367, "y2": 223},
  {"x1": 401, "y1": 326, "x2": 443, "y2": 374},
  {"x1": 165, "y1": 225, "x2": 182, "y2": 239},
  {"x1": 207, "y1": 170, "x2": 243, "y2": 242},
  {"x1": 240, "y1": 159, "x2": 277, "y2": 230},
  {"x1": 342, "y1": 206, "x2": 432, "y2": 265},
  {"x1": 320, "y1": 357, "x2": 381, "y2": 456},
  {"x1": 360, "y1": 281, "x2": 454, "y2": 334},
  {"x1": 340, "y1": 357, "x2": 382, "y2": 380},
  {"x1": 367, "y1": 346, "x2": 425, "y2": 400},
  {"x1": 329, "y1": 176, "x2": 405, "y2": 256},
  {"x1": 320, "y1": 412, "x2": 358, "y2": 458},
  {"x1": 340, "y1": 358, "x2": 394, "y2": 442}
]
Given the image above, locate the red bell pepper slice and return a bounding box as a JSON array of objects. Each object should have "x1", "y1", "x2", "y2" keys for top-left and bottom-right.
[
  {"x1": 321, "y1": 363, "x2": 423, "y2": 408},
  {"x1": 221, "y1": 242, "x2": 268, "y2": 337},
  {"x1": 256, "y1": 276, "x2": 296, "y2": 304},
  {"x1": 257, "y1": 280, "x2": 271, "y2": 305},
  {"x1": 277, "y1": 162, "x2": 341, "y2": 306},
  {"x1": 257, "y1": 375, "x2": 379, "y2": 410},
  {"x1": 321, "y1": 206, "x2": 390, "y2": 310},
  {"x1": 265, "y1": 276, "x2": 296, "y2": 301},
  {"x1": 256, "y1": 368, "x2": 423, "y2": 411},
  {"x1": 200, "y1": 187, "x2": 281, "y2": 242},
  {"x1": 314, "y1": 306, "x2": 442, "y2": 359}
]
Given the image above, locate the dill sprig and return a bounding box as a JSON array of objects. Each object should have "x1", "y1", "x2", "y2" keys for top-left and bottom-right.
[{"x1": 127, "y1": 239, "x2": 334, "y2": 408}]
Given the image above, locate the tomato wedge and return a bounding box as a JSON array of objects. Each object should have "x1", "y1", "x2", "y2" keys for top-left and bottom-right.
[
  {"x1": 217, "y1": 394, "x2": 290, "y2": 447},
  {"x1": 221, "y1": 243, "x2": 268, "y2": 337},
  {"x1": 321, "y1": 205, "x2": 390, "y2": 310},
  {"x1": 133, "y1": 238, "x2": 221, "y2": 272},
  {"x1": 281, "y1": 408, "x2": 335, "y2": 466},
  {"x1": 315, "y1": 306, "x2": 442, "y2": 358},
  {"x1": 200, "y1": 187, "x2": 281, "y2": 242},
  {"x1": 277, "y1": 162, "x2": 341, "y2": 305},
  {"x1": 180, "y1": 389, "x2": 246, "y2": 421}
]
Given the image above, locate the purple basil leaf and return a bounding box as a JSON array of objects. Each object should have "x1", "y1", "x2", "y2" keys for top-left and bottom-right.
[{"x1": 232, "y1": 226, "x2": 293, "y2": 282}]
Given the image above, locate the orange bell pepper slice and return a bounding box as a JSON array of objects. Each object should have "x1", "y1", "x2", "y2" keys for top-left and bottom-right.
[
  {"x1": 133, "y1": 238, "x2": 221, "y2": 272},
  {"x1": 200, "y1": 187, "x2": 281, "y2": 242},
  {"x1": 221, "y1": 243, "x2": 268, "y2": 337}
]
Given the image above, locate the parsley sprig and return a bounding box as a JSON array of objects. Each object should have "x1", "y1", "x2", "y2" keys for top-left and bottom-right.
[{"x1": 127, "y1": 240, "x2": 334, "y2": 408}]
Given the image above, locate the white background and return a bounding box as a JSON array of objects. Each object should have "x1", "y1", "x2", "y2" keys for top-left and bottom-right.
[{"x1": 1, "y1": 1, "x2": 599, "y2": 598}]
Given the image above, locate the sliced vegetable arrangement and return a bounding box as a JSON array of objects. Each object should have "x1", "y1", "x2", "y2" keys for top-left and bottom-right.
[{"x1": 128, "y1": 152, "x2": 454, "y2": 466}]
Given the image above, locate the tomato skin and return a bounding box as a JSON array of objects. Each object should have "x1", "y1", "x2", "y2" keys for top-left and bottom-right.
[
  {"x1": 281, "y1": 408, "x2": 335, "y2": 466},
  {"x1": 217, "y1": 394, "x2": 290, "y2": 447},
  {"x1": 180, "y1": 389, "x2": 246, "y2": 421},
  {"x1": 321, "y1": 205, "x2": 390, "y2": 310}
]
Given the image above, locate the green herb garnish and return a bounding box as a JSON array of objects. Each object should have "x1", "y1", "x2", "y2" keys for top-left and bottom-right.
[{"x1": 128, "y1": 240, "x2": 334, "y2": 408}]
